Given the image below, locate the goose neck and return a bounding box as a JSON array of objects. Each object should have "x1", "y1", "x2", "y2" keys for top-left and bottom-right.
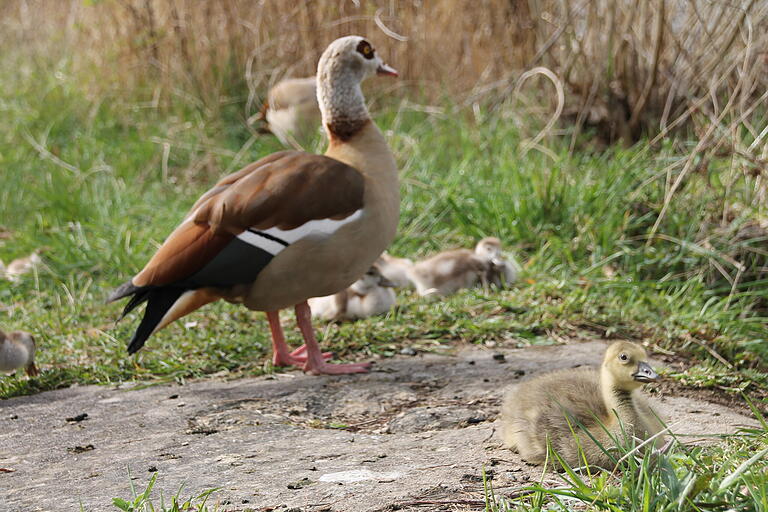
[{"x1": 317, "y1": 71, "x2": 370, "y2": 142}]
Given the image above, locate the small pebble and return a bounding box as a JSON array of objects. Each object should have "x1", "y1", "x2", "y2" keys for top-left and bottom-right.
[
  {"x1": 492, "y1": 353, "x2": 506, "y2": 362},
  {"x1": 148, "y1": 466, "x2": 158, "y2": 472},
  {"x1": 65, "y1": 413, "x2": 88, "y2": 423},
  {"x1": 287, "y1": 477, "x2": 312, "y2": 490},
  {"x1": 67, "y1": 444, "x2": 95, "y2": 454},
  {"x1": 400, "y1": 347, "x2": 417, "y2": 356}
]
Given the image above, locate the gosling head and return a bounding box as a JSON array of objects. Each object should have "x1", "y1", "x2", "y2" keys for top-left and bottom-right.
[
  {"x1": 350, "y1": 265, "x2": 395, "y2": 294},
  {"x1": 475, "y1": 237, "x2": 504, "y2": 265},
  {"x1": 602, "y1": 341, "x2": 658, "y2": 391}
]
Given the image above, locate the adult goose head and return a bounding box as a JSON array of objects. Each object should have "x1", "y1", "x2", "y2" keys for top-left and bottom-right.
[{"x1": 109, "y1": 36, "x2": 399, "y2": 375}]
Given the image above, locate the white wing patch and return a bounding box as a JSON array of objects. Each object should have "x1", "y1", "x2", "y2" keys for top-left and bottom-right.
[
  {"x1": 236, "y1": 209, "x2": 363, "y2": 255},
  {"x1": 235, "y1": 231, "x2": 287, "y2": 255},
  {"x1": 262, "y1": 209, "x2": 363, "y2": 244}
]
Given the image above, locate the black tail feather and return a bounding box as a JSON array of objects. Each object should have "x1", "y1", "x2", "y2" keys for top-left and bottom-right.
[
  {"x1": 120, "y1": 288, "x2": 152, "y2": 320},
  {"x1": 108, "y1": 280, "x2": 153, "y2": 321},
  {"x1": 127, "y1": 288, "x2": 185, "y2": 354},
  {"x1": 107, "y1": 280, "x2": 142, "y2": 303}
]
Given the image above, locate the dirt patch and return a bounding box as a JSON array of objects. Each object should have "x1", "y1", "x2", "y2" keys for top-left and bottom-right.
[{"x1": 0, "y1": 340, "x2": 758, "y2": 512}]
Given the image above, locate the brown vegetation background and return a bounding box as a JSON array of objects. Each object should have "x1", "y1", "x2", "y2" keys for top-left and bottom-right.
[{"x1": 2, "y1": 0, "x2": 766, "y2": 144}]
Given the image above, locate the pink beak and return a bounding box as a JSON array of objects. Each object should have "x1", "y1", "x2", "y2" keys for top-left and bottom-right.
[{"x1": 377, "y1": 63, "x2": 399, "y2": 77}]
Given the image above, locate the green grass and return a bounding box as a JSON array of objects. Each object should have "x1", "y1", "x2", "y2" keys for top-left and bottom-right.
[
  {"x1": 485, "y1": 401, "x2": 768, "y2": 511},
  {"x1": 1, "y1": 63, "x2": 765, "y2": 400},
  {"x1": 108, "y1": 471, "x2": 221, "y2": 512}
]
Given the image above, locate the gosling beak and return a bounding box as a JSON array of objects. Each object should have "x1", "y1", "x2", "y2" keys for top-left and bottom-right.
[
  {"x1": 379, "y1": 276, "x2": 396, "y2": 288},
  {"x1": 376, "y1": 63, "x2": 399, "y2": 77},
  {"x1": 632, "y1": 361, "x2": 658, "y2": 383}
]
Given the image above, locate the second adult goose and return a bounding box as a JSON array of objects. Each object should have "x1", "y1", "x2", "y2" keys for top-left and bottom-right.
[
  {"x1": 109, "y1": 36, "x2": 399, "y2": 375},
  {"x1": 260, "y1": 76, "x2": 320, "y2": 147}
]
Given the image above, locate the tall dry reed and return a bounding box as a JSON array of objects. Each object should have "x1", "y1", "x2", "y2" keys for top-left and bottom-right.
[{"x1": 2, "y1": 0, "x2": 765, "y2": 143}]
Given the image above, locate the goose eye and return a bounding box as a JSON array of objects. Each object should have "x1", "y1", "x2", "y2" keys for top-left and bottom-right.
[
  {"x1": 619, "y1": 353, "x2": 629, "y2": 362},
  {"x1": 357, "y1": 40, "x2": 375, "y2": 59}
]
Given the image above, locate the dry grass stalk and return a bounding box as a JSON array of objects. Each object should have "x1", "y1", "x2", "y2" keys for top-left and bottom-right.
[{"x1": 1, "y1": 1, "x2": 764, "y2": 143}]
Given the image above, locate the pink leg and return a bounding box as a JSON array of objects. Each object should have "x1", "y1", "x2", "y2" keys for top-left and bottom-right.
[
  {"x1": 267, "y1": 311, "x2": 303, "y2": 367},
  {"x1": 294, "y1": 301, "x2": 371, "y2": 375},
  {"x1": 289, "y1": 344, "x2": 334, "y2": 361},
  {"x1": 267, "y1": 311, "x2": 332, "y2": 367}
]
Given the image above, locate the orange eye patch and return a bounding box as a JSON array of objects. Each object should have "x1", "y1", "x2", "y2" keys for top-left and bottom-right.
[{"x1": 356, "y1": 40, "x2": 375, "y2": 59}]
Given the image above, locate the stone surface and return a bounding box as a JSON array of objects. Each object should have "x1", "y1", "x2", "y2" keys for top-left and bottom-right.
[{"x1": 0, "y1": 341, "x2": 757, "y2": 512}]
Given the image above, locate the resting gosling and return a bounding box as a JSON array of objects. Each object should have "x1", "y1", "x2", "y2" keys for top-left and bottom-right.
[
  {"x1": 408, "y1": 237, "x2": 515, "y2": 297},
  {"x1": 4, "y1": 251, "x2": 42, "y2": 281},
  {"x1": 309, "y1": 265, "x2": 396, "y2": 321},
  {"x1": 259, "y1": 76, "x2": 320, "y2": 147},
  {"x1": 375, "y1": 251, "x2": 414, "y2": 288},
  {"x1": 500, "y1": 341, "x2": 664, "y2": 468},
  {"x1": 0, "y1": 329, "x2": 39, "y2": 377},
  {"x1": 475, "y1": 237, "x2": 519, "y2": 288}
]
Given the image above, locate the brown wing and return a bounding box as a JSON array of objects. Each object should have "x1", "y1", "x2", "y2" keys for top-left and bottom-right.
[{"x1": 132, "y1": 151, "x2": 365, "y2": 287}]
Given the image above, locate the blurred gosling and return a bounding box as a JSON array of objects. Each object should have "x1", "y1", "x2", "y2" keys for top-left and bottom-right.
[
  {"x1": 375, "y1": 251, "x2": 414, "y2": 288},
  {"x1": 408, "y1": 237, "x2": 518, "y2": 297},
  {"x1": 4, "y1": 251, "x2": 42, "y2": 282},
  {"x1": 309, "y1": 265, "x2": 396, "y2": 321},
  {"x1": 0, "y1": 329, "x2": 39, "y2": 377}
]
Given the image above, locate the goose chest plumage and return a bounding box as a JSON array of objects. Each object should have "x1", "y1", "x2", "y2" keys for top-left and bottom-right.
[{"x1": 109, "y1": 36, "x2": 399, "y2": 375}]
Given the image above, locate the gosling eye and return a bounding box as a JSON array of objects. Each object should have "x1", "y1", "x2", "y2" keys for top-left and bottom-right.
[{"x1": 618, "y1": 353, "x2": 629, "y2": 363}]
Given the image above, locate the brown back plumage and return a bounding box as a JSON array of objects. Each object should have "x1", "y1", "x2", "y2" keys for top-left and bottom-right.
[{"x1": 133, "y1": 151, "x2": 364, "y2": 287}]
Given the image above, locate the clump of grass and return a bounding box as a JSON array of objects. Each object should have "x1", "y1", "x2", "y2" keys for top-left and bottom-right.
[
  {"x1": 108, "y1": 470, "x2": 220, "y2": 512},
  {"x1": 486, "y1": 402, "x2": 768, "y2": 511}
]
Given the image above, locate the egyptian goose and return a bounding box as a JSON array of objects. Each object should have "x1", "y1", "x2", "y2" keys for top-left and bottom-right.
[
  {"x1": 408, "y1": 237, "x2": 516, "y2": 297},
  {"x1": 308, "y1": 264, "x2": 396, "y2": 321},
  {"x1": 375, "y1": 251, "x2": 414, "y2": 288},
  {"x1": 500, "y1": 341, "x2": 664, "y2": 468},
  {"x1": 0, "y1": 329, "x2": 39, "y2": 377},
  {"x1": 258, "y1": 76, "x2": 320, "y2": 147},
  {"x1": 109, "y1": 36, "x2": 399, "y2": 375}
]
